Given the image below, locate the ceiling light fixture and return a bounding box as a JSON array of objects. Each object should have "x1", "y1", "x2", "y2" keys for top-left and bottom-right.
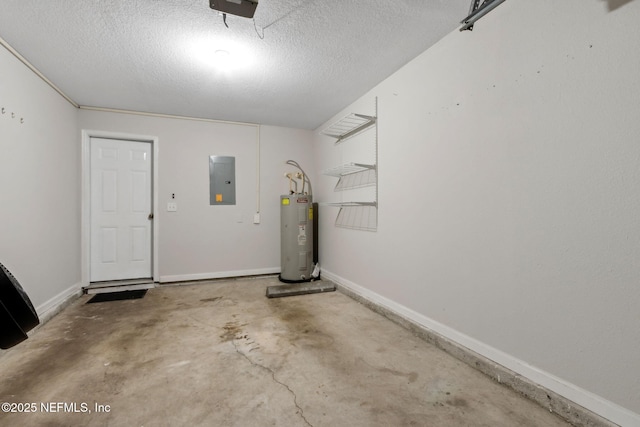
[
  {"x1": 213, "y1": 49, "x2": 234, "y2": 71},
  {"x1": 191, "y1": 38, "x2": 255, "y2": 72},
  {"x1": 214, "y1": 49, "x2": 230, "y2": 65}
]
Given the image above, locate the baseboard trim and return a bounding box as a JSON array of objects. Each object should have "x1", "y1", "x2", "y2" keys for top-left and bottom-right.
[
  {"x1": 159, "y1": 267, "x2": 280, "y2": 284},
  {"x1": 322, "y1": 270, "x2": 639, "y2": 427},
  {"x1": 35, "y1": 282, "x2": 83, "y2": 325}
]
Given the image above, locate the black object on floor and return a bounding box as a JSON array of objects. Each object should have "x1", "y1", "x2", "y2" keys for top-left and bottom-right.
[
  {"x1": 87, "y1": 290, "x2": 148, "y2": 304},
  {"x1": 0, "y1": 299, "x2": 28, "y2": 349},
  {"x1": 0, "y1": 262, "x2": 40, "y2": 349}
]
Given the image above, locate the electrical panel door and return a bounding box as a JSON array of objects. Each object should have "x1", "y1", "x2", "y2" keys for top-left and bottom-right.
[{"x1": 209, "y1": 156, "x2": 236, "y2": 205}]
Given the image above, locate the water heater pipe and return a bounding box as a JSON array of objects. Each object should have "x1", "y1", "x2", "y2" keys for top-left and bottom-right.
[{"x1": 285, "y1": 160, "x2": 312, "y2": 196}]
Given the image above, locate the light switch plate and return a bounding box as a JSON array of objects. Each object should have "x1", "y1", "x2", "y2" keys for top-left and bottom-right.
[
  {"x1": 253, "y1": 213, "x2": 260, "y2": 224},
  {"x1": 167, "y1": 202, "x2": 177, "y2": 212}
]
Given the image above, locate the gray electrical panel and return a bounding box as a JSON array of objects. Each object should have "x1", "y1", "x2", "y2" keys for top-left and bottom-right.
[{"x1": 209, "y1": 156, "x2": 236, "y2": 205}]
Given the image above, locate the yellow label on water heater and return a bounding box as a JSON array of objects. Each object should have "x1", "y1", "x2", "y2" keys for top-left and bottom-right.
[
  {"x1": 282, "y1": 198, "x2": 290, "y2": 205},
  {"x1": 309, "y1": 207, "x2": 313, "y2": 220}
]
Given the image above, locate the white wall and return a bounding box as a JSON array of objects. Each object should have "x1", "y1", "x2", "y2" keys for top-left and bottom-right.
[
  {"x1": 0, "y1": 45, "x2": 81, "y2": 315},
  {"x1": 78, "y1": 110, "x2": 314, "y2": 281},
  {"x1": 313, "y1": 0, "x2": 640, "y2": 423}
]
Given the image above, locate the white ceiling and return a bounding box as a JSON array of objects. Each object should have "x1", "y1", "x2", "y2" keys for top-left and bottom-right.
[{"x1": 0, "y1": 0, "x2": 469, "y2": 129}]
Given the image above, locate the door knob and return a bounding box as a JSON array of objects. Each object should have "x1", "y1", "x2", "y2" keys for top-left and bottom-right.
[{"x1": 148, "y1": 213, "x2": 154, "y2": 220}]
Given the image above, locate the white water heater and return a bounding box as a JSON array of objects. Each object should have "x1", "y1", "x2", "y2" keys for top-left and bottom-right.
[
  {"x1": 279, "y1": 160, "x2": 318, "y2": 283},
  {"x1": 280, "y1": 194, "x2": 314, "y2": 282}
]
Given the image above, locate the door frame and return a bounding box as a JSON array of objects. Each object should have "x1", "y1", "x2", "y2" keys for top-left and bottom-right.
[{"x1": 81, "y1": 130, "x2": 159, "y2": 285}]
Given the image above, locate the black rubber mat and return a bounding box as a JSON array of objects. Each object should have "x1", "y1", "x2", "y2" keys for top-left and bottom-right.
[{"x1": 87, "y1": 290, "x2": 147, "y2": 304}]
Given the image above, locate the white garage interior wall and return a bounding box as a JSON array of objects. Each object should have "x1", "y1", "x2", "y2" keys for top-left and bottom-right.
[
  {"x1": 313, "y1": 1, "x2": 640, "y2": 425},
  {"x1": 0, "y1": 45, "x2": 81, "y2": 319}
]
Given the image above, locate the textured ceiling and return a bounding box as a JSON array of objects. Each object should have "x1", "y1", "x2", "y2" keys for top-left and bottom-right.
[{"x1": 0, "y1": 0, "x2": 469, "y2": 129}]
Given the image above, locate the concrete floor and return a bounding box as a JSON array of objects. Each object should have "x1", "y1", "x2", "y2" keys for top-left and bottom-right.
[{"x1": 0, "y1": 277, "x2": 572, "y2": 426}]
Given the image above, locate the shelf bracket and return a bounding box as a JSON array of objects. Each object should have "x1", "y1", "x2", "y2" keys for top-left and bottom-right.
[{"x1": 460, "y1": 0, "x2": 506, "y2": 31}]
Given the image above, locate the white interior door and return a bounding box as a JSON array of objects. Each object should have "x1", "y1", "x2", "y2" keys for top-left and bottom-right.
[{"x1": 90, "y1": 138, "x2": 152, "y2": 282}]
